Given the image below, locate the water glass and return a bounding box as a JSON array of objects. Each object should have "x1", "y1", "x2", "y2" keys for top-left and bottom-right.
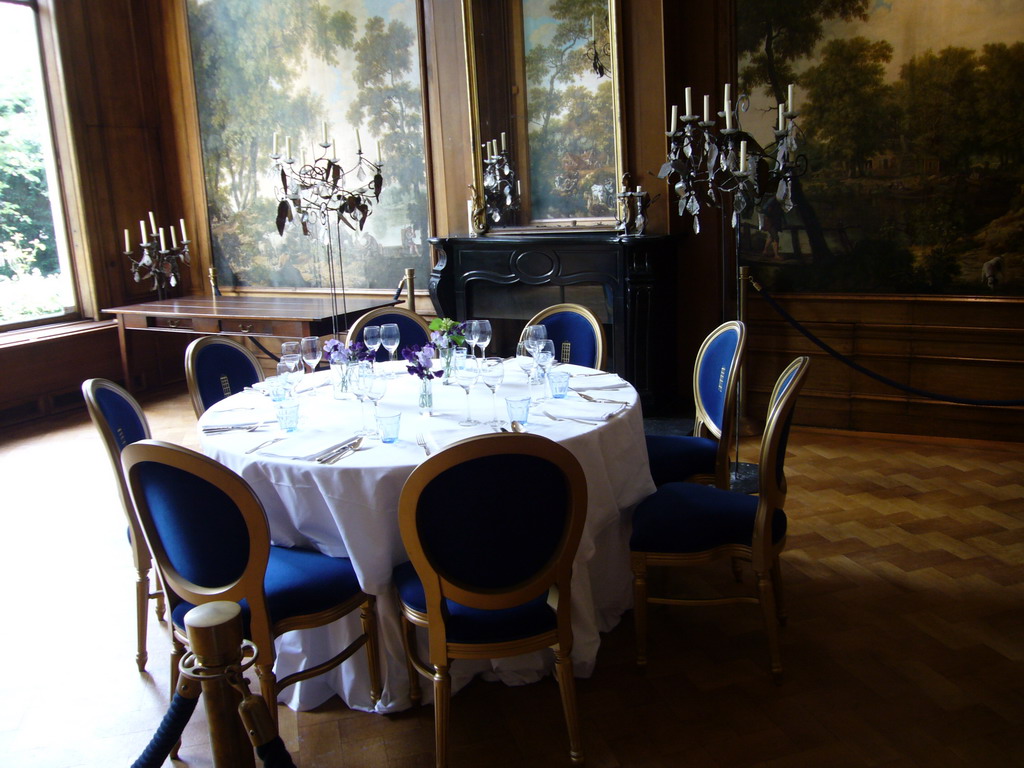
[
  {"x1": 548, "y1": 370, "x2": 570, "y2": 399},
  {"x1": 273, "y1": 399, "x2": 300, "y2": 432},
  {"x1": 300, "y1": 336, "x2": 321, "y2": 372},
  {"x1": 280, "y1": 340, "x2": 300, "y2": 358},
  {"x1": 376, "y1": 410, "x2": 401, "y2": 443},
  {"x1": 505, "y1": 396, "x2": 530, "y2": 425}
]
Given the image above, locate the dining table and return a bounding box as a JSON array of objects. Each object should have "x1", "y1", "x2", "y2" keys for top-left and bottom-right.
[{"x1": 197, "y1": 359, "x2": 655, "y2": 713}]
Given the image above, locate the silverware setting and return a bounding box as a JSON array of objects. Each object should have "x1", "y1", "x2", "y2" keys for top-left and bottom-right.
[
  {"x1": 289, "y1": 438, "x2": 359, "y2": 462},
  {"x1": 574, "y1": 391, "x2": 628, "y2": 404},
  {"x1": 202, "y1": 421, "x2": 273, "y2": 434},
  {"x1": 245, "y1": 436, "x2": 287, "y2": 454},
  {"x1": 510, "y1": 421, "x2": 527, "y2": 433},
  {"x1": 415, "y1": 431, "x2": 432, "y2": 456},
  {"x1": 542, "y1": 410, "x2": 599, "y2": 426},
  {"x1": 317, "y1": 436, "x2": 364, "y2": 464}
]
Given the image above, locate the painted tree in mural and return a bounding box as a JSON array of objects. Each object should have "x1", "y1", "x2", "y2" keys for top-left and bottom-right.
[
  {"x1": 737, "y1": 0, "x2": 870, "y2": 263},
  {"x1": 525, "y1": 0, "x2": 616, "y2": 219}
]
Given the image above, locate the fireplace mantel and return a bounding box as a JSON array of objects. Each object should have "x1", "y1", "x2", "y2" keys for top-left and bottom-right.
[{"x1": 429, "y1": 232, "x2": 678, "y2": 411}]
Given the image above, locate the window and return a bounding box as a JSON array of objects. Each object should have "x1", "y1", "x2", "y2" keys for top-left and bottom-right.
[{"x1": 0, "y1": 0, "x2": 78, "y2": 330}]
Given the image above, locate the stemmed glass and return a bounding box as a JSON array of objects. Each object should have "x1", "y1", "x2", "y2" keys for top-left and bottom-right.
[
  {"x1": 351, "y1": 362, "x2": 375, "y2": 436},
  {"x1": 522, "y1": 325, "x2": 547, "y2": 383},
  {"x1": 464, "y1": 321, "x2": 480, "y2": 358},
  {"x1": 454, "y1": 352, "x2": 479, "y2": 426},
  {"x1": 475, "y1": 320, "x2": 492, "y2": 359},
  {"x1": 363, "y1": 325, "x2": 382, "y2": 363},
  {"x1": 516, "y1": 342, "x2": 536, "y2": 384},
  {"x1": 300, "y1": 336, "x2": 321, "y2": 373},
  {"x1": 364, "y1": 369, "x2": 388, "y2": 432},
  {"x1": 380, "y1": 323, "x2": 400, "y2": 368},
  {"x1": 280, "y1": 340, "x2": 300, "y2": 359},
  {"x1": 480, "y1": 357, "x2": 504, "y2": 426},
  {"x1": 277, "y1": 354, "x2": 304, "y2": 393},
  {"x1": 533, "y1": 339, "x2": 556, "y2": 397}
]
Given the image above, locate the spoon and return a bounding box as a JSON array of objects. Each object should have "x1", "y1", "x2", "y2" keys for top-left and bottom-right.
[
  {"x1": 576, "y1": 391, "x2": 628, "y2": 405},
  {"x1": 324, "y1": 436, "x2": 364, "y2": 464},
  {"x1": 510, "y1": 421, "x2": 527, "y2": 433}
]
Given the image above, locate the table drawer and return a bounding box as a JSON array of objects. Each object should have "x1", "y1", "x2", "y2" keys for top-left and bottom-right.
[
  {"x1": 152, "y1": 316, "x2": 194, "y2": 330},
  {"x1": 220, "y1": 319, "x2": 274, "y2": 335}
]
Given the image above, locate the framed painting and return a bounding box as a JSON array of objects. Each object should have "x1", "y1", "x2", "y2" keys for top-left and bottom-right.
[
  {"x1": 735, "y1": 0, "x2": 1023, "y2": 296},
  {"x1": 186, "y1": 0, "x2": 429, "y2": 293}
]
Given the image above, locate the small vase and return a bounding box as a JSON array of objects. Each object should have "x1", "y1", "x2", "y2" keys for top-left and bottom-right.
[
  {"x1": 330, "y1": 362, "x2": 352, "y2": 399},
  {"x1": 418, "y1": 375, "x2": 434, "y2": 416},
  {"x1": 440, "y1": 346, "x2": 455, "y2": 385}
]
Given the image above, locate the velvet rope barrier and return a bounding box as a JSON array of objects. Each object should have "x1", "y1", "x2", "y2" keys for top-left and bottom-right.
[
  {"x1": 130, "y1": 691, "x2": 199, "y2": 768},
  {"x1": 747, "y1": 276, "x2": 1024, "y2": 407}
]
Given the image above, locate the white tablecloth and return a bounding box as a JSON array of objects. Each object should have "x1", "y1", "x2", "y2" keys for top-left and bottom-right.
[{"x1": 198, "y1": 361, "x2": 654, "y2": 712}]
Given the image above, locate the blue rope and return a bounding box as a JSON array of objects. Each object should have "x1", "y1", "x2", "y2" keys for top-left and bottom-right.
[
  {"x1": 748, "y1": 279, "x2": 1024, "y2": 407},
  {"x1": 131, "y1": 691, "x2": 198, "y2": 768}
]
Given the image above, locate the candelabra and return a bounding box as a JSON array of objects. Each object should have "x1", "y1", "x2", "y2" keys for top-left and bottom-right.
[
  {"x1": 479, "y1": 133, "x2": 520, "y2": 228},
  {"x1": 615, "y1": 174, "x2": 654, "y2": 236},
  {"x1": 123, "y1": 214, "x2": 190, "y2": 300},
  {"x1": 271, "y1": 127, "x2": 385, "y2": 335},
  {"x1": 587, "y1": 17, "x2": 611, "y2": 78}
]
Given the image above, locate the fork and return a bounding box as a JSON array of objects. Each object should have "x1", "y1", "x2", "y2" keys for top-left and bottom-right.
[
  {"x1": 245, "y1": 436, "x2": 286, "y2": 455},
  {"x1": 415, "y1": 430, "x2": 432, "y2": 456},
  {"x1": 575, "y1": 391, "x2": 627, "y2": 405},
  {"x1": 542, "y1": 410, "x2": 599, "y2": 426}
]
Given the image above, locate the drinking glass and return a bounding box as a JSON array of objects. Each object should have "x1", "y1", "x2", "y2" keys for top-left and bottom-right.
[
  {"x1": 533, "y1": 339, "x2": 556, "y2": 396},
  {"x1": 280, "y1": 340, "x2": 300, "y2": 358},
  {"x1": 363, "y1": 325, "x2": 382, "y2": 362},
  {"x1": 454, "y1": 353, "x2": 479, "y2": 426},
  {"x1": 300, "y1": 336, "x2": 321, "y2": 373},
  {"x1": 475, "y1": 320, "x2": 492, "y2": 358},
  {"x1": 351, "y1": 362, "x2": 374, "y2": 436},
  {"x1": 522, "y1": 324, "x2": 547, "y2": 362},
  {"x1": 464, "y1": 321, "x2": 480, "y2": 358},
  {"x1": 516, "y1": 342, "x2": 536, "y2": 383},
  {"x1": 381, "y1": 323, "x2": 400, "y2": 365},
  {"x1": 480, "y1": 357, "x2": 504, "y2": 426},
  {"x1": 365, "y1": 370, "x2": 389, "y2": 421},
  {"x1": 277, "y1": 354, "x2": 304, "y2": 393}
]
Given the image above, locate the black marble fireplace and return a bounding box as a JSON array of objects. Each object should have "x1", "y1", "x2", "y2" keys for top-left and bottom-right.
[{"x1": 429, "y1": 232, "x2": 678, "y2": 411}]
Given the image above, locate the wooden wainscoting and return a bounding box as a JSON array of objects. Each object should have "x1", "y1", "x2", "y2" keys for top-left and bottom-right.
[{"x1": 742, "y1": 293, "x2": 1024, "y2": 443}]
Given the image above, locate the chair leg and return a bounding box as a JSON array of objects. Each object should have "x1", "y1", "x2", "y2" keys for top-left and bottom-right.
[
  {"x1": 432, "y1": 665, "x2": 451, "y2": 768},
  {"x1": 631, "y1": 555, "x2": 649, "y2": 667},
  {"x1": 256, "y1": 662, "x2": 279, "y2": 725},
  {"x1": 771, "y1": 557, "x2": 787, "y2": 626},
  {"x1": 400, "y1": 616, "x2": 422, "y2": 705},
  {"x1": 756, "y1": 570, "x2": 783, "y2": 683},
  {"x1": 553, "y1": 648, "x2": 585, "y2": 765},
  {"x1": 360, "y1": 598, "x2": 382, "y2": 705},
  {"x1": 135, "y1": 567, "x2": 150, "y2": 672},
  {"x1": 731, "y1": 556, "x2": 744, "y2": 583}
]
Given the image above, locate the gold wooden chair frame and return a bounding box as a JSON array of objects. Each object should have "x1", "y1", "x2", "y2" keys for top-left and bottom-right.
[
  {"x1": 396, "y1": 433, "x2": 588, "y2": 766},
  {"x1": 521, "y1": 302, "x2": 607, "y2": 370},
  {"x1": 82, "y1": 378, "x2": 165, "y2": 672},
  {"x1": 184, "y1": 336, "x2": 265, "y2": 418},
  {"x1": 632, "y1": 356, "x2": 810, "y2": 680},
  {"x1": 346, "y1": 306, "x2": 431, "y2": 342},
  {"x1": 122, "y1": 440, "x2": 381, "y2": 721}
]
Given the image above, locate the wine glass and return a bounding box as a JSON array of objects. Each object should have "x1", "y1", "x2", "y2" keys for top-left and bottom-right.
[
  {"x1": 516, "y1": 341, "x2": 536, "y2": 383},
  {"x1": 533, "y1": 339, "x2": 556, "y2": 396},
  {"x1": 454, "y1": 352, "x2": 479, "y2": 426},
  {"x1": 475, "y1": 320, "x2": 492, "y2": 359},
  {"x1": 277, "y1": 353, "x2": 304, "y2": 393},
  {"x1": 280, "y1": 340, "x2": 300, "y2": 358},
  {"x1": 464, "y1": 321, "x2": 480, "y2": 358},
  {"x1": 300, "y1": 336, "x2": 321, "y2": 373},
  {"x1": 351, "y1": 361, "x2": 374, "y2": 436},
  {"x1": 480, "y1": 357, "x2": 504, "y2": 426},
  {"x1": 364, "y1": 369, "x2": 389, "y2": 432},
  {"x1": 522, "y1": 324, "x2": 547, "y2": 357},
  {"x1": 380, "y1": 323, "x2": 400, "y2": 366},
  {"x1": 362, "y1": 325, "x2": 382, "y2": 363}
]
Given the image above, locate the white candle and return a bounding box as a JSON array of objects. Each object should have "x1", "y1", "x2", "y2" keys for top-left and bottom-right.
[
  {"x1": 516, "y1": 180, "x2": 521, "y2": 196},
  {"x1": 285, "y1": 136, "x2": 292, "y2": 159},
  {"x1": 724, "y1": 83, "x2": 731, "y2": 108},
  {"x1": 159, "y1": 228, "x2": 167, "y2": 251},
  {"x1": 179, "y1": 218, "x2": 187, "y2": 242},
  {"x1": 501, "y1": 131, "x2": 507, "y2": 151},
  {"x1": 788, "y1": 83, "x2": 795, "y2": 112},
  {"x1": 492, "y1": 139, "x2": 499, "y2": 158},
  {"x1": 684, "y1": 87, "x2": 692, "y2": 117},
  {"x1": 739, "y1": 140, "x2": 747, "y2": 172},
  {"x1": 592, "y1": 14, "x2": 596, "y2": 40},
  {"x1": 703, "y1": 95, "x2": 710, "y2": 123},
  {"x1": 725, "y1": 99, "x2": 733, "y2": 130},
  {"x1": 331, "y1": 139, "x2": 336, "y2": 159},
  {"x1": 356, "y1": 128, "x2": 362, "y2": 153},
  {"x1": 321, "y1": 121, "x2": 328, "y2": 144},
  {"x1": 139, "y1": 220, "x2": 147, "y2": 244},
  {"x1": 636, "y1": 186, "x2": 644, "y2": 196},
  {"x1": 148, "y1": 211, "x2": 156, "y2": 235},
  {"x1": 272, "y1": 131, "x2": 278, "y2": 155},
  {"x1": 170, "y1": 227, "x2": 178, "y2": 249},
  {"x1": 778, "y1": 104, "x2": 785, "y2": 131},
  {"x1": 124, "y1": 229, "x2": 131, "y2": 252},
  {"x1": 301, "y1": 147, "x2": 307, "y2": 166},
  {"x1": 670, "y1": 104, "x2": 678, "y2": 131},
  {"x1": 377, "y1": 140, "x2": 382, "y2": 163}
]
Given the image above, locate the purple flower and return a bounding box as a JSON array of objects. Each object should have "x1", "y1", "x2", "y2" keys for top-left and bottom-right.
[
  {"x1": 402, "y1": 343, "x2": 440, "y2": 379},
  {"x1": 324, "y1": 338, "x2": 372, "y2": 364}
]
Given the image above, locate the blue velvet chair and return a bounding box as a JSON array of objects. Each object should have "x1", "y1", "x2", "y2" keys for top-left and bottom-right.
[
  {"x1": 81, "y1": 378, "x2": 165, "y2": 672},
  {"x1": 346, "y1": 306, "x2": 431, "y2": 363},
  {"x1": 393, "y1": 433, "x2": 588, "y2": 767},
  {"x1": 122, "y1": 440, "x2": 381, "y2": 721},
  {"x1": 631, "y1": 356, "x2": 810, "y2": 681},
  {"x1": 521, "y1": 302, "x2": 607, "y2": 370},
  {"x1": 184, "y1": 336, "x2": 265, "y2": 418},
  {"x1": 645, "y1": 320, "x2": 746, "y2": 489}
]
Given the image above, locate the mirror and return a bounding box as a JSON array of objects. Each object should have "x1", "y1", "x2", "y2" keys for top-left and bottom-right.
[{"x1": 465, "y1": 0, "x2": 624, "y2": 230}]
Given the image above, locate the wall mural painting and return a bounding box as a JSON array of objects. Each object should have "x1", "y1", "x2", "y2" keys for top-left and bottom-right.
[
  {"x1": 186, "y1": 0, "x2": 429, "y2": 292},
  {"x1": 736, "y1": 0, "x2": 1023, "y2": 296}
]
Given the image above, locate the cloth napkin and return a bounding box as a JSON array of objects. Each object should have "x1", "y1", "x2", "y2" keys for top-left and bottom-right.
[
  {"x1": 422, "y1": 424, "x2": 495, "y2": 455},
  {"x1": 257, "y1": 431, "x2": 360, "y2": 460},
  {"x1": 543, "y1": 399, "x2": 626, "y2": 421},
  {"x1": 569, "y1": 373, "x2": 627, "y2": 391}
]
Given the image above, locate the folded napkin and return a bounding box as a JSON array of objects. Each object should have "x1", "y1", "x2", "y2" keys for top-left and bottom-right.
[
  {"x1": 257, "y1": 431, "x2": 360, "y2": 461},
  {"x1": 569, "y1": 373, "x2": 627, "y2": 391},
  {"x1": 544, "y1": 399, "x2": 626, "y2": 421},
  {"x1": 423, "y1": 424, "x2": 494, "y2": 455}
]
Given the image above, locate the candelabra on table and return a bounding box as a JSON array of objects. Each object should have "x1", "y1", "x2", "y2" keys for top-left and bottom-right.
[
  {"x1": 477, "y1": 133, "x2": 520, "y2": 230},
  {"x1": 123, "y1": 214, "x2": 190, "y2": 300}
]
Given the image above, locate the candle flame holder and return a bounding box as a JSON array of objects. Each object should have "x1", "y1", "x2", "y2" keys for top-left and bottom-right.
[
  {"x1": 481, "y1": 146, "x2": 520, "y2": 228},
  {"x1": 125, "y1": 230, "x2": 190, "y2": 301}
]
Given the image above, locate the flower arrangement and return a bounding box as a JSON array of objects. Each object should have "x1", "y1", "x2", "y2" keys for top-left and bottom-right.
[
  {"x1": 402, "y1": 343, "x2": 441, "y2": 379},
  {"x1": 323, "y1": 338, "x2": 372, "y2": 365},
  {"x1": 428, "y1": 317, "x2": 466, "y2": 349}
]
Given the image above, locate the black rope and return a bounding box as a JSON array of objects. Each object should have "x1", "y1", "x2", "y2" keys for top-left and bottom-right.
[
  {"x1": 748, "y1": 278, "x2": 1024, "y2": 407},
  {"x1": 256, "y1": 736, "x2": 299, "y2": 768},
  {"x1": 131, "y1": 691, "x2": 199, "y2": 768}
]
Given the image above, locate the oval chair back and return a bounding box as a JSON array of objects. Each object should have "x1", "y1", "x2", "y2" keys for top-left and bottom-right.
[
  {"x1": 81, "y1": 377, "x2": 162, "y2": 672},
  {"x1": 693, "y1": 320, "x2": 747, "y2": 441},
  {"x1": 347, "y1": 307, "x2": 430, "y2": 363},
  {"x1": 184, "y1": 336, "x2": 265, "y2": 418},
  {"x1": 521, "y1": 303, "x2": 606, "y2": 370}
]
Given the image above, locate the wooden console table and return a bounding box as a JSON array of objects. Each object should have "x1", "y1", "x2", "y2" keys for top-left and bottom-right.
[{"x1": 104, "y1": 294, "x2": 398, "y2": 389}]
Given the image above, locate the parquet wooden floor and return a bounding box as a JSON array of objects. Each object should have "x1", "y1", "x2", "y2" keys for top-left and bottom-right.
[{"x1": 1, "y1": 385, "x2": 1021, "y2": 766}]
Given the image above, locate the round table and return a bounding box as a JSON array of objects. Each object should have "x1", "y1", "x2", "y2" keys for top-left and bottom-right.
[{"x1": 198, "y1": 360, "x2": 655, "y2": 713}]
